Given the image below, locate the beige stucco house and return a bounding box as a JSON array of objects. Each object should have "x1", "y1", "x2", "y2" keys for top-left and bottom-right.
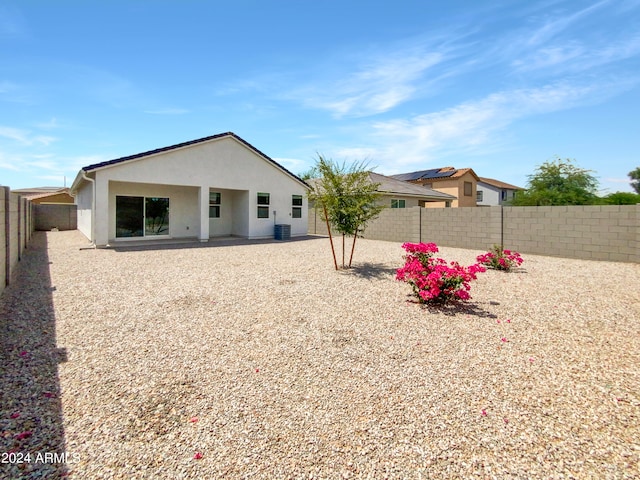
[
  {"x1": 391, "y1": 167, "x2": 480, "y2": 207},
  {"x1": 70, "y1": 132, "x2": 310, "y2": 247},
  {"x1": 11, "y1": 187, "x2": 74, "y2": 204}
]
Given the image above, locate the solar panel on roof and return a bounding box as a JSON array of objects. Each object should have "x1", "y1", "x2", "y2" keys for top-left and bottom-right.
[{"x1": 423, "y1": 170, "x2": 456, "y2": 179}]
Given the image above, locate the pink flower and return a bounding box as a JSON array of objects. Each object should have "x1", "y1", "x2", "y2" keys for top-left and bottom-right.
[
  {"x1": 503, "y1": 418, "x2": 509, "y2": 424},
  {"x1": 255, "y1": 368, "x2": 260, "y2": 373},
  {"x1": 501, "y1": 337, "x2": 508, "y2": 342},
  {"x1": 506, "y1": 319, "x2": 511, "y2": 323},
  {"x1": 10, "y1": 412, "x2": 20, "y2": 419},
  {"x1": 529, "y1": 357, "x2": 535, "y2": 363},
  {"x1": 481, "y1": 409, "x2": 487, "y2": 416},
  {"x1": 19, "y1": 351, "x2": 28, "y2": 357},
  {"x1": 43, "y1": 391, "x2": 56, "y2": 398},
  {"x1": 189, "y1": 417, "x2": 199, "y2": 423},
  {"x1": 15, "y1": 431, "x2": 32, "y2": 440},
  {"x1": 193, "y1": 452, "x2": 203, "y2": 460}
]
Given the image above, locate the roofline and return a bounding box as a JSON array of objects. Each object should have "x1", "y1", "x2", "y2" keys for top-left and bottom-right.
[{"x1": 78, "y1": 132, "x2": 309, "y2": 189}]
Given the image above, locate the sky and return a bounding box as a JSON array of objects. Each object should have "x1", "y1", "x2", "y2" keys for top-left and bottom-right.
[{"x1": 1, "y1": 0, "x2": 639, "y2": 194}]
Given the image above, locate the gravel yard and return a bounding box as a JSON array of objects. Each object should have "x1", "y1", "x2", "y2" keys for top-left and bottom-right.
[{"x1": 1, "y1": 230, "x2": 639, "y2": 479}]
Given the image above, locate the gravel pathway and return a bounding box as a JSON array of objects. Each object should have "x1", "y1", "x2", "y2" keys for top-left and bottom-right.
[{"x1": 1, "y1": 230, "x2": 639, "y2": 479}]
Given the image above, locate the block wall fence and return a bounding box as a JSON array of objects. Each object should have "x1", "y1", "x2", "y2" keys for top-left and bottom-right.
[
  {"x1": 1, "y1": 187, "x2": 35, "y2": 297},
  {"x1": 308, "y1": 204, "x2": 639, "y2": 263}
]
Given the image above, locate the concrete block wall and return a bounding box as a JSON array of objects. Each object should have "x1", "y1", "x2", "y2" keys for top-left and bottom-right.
[
  {"x1": 420, "y1": 207, "x2": 502, "y2": 250},
  {"x1": 308, "y1": 203, "x2": 639, "y2": 263},
  {"x1": 362, "y1": 207, "x2": 420, "y2": 243},
  {"x1": 504, "y1": 205, "x2": 639, "y2": 263},
  {"x1": 34, "y1": 204, "x2": 78, "y2": 231},
  {"x1": 1, "y1": 187, "x2": 35, "y2": 296}
]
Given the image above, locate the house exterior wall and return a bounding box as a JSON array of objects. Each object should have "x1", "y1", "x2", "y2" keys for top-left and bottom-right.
[
  {"x1": 419, "y1": 173, "x2": 477, "y2": 208},
  {"x1": 79, "y1": 136, "x2": 308, "y2": 245},
  {"x1": 31, "y1": 193, "x2": 74, "y2": 204},
  {"x1": 75, "y1": 181, "x2": 93, "y2": 242},
  {"x1": 477, "y1": 183, "x2": 518, "y2": 206},
  {"x1": 107, "y1": 181, "x2": 200, "y2": 242},
  {"x1": 476, "y1": 183, "x2": 501, "y2": 206}
]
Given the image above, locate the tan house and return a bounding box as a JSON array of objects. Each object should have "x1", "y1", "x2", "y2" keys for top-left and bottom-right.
[{"x1": 391, "y1": 167, "x2": 480, "y2": 207}]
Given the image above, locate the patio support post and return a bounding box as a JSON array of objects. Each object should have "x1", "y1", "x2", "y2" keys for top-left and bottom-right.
[{"x1": 198, "y1": 186, "x2": 209, "y2": 242}]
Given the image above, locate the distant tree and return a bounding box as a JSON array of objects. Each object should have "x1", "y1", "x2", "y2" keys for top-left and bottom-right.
[
  {"x1": 511, "y1": 158, "x2": 599, "y2": 206},
  {"x1": 298, "y1": 166, "x2": 318, "y2": 181},
  {"x1": 601, "y1": 191, "x2": 640, "y2": 205},
  {"x1": 629, "y1": 167, "x2": 640, "y2": 194},
  {"x1": 307, "y1": 155, "x2": 384, "y2": 269}
]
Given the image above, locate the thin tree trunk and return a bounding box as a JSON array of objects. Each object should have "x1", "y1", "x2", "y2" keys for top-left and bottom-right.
[
  {"x1": 348, "y1": 229, "x2": 358, "y2": 268},
  {"x1": 323, "y1": 204, "x2": 338, "y2": 270},
  {"x1": 342, "y1": 234, "x2": 345, "y2": 268}
]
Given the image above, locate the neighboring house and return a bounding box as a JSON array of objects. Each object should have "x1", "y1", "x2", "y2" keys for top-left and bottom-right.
[
  {"x1": 69, "y1": 132, "x2": 310, "y2": 247},
  {"x1": 391, "y1": 167, "x2": 480, "y2": 207},
  {"x1": 11, "y1": 187, "x2": 74, "y2": 204},
  {"x1": 476, "y1": 177, "x2": 524, "y2": 206},
  {"x1": 306, "y1": 171, "x2": 457, "y2": 208},
  {"x1": 367, "y1": 172, "x2": 457, "y2": 207}
]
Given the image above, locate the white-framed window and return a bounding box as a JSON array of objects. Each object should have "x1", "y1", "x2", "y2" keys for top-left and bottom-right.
[
  {"x1": 292, "y1": 195, "x2": 302, "y2": 218},
  {"x1": 209, "y1": 192, "x2": 221, "y2": 218},
  {"x1": 391, "y1": 199, "x2": 406, "y2": 208},
  {"x1": 257, "y1": 192, "x2": 270, "y2": 218}
]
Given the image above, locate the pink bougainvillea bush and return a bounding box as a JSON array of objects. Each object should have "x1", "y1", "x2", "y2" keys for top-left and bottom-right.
[
  {"x1": 396, "y1": 242, "x2": 486, "y2": 304},
  {"x1": 476, "y1": 245, "x2": 524, "y2": 271}
]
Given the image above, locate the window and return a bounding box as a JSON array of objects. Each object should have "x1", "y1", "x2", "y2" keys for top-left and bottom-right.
[
  {"x1": 477, "y1": 191, "x2": 484, "y2": 202},
  {"x1": 391, "y1": 199, "x2": 406, "y2": 208},
  {"x1": 501, "y1": 190, "x2": 507, "y2": 201},
  {"x1": 292, "y1": 195, "x2": 303, "y2": 218},
  {"x1": 257, "y1": 192, "x2": 270, "y2": 218},
  {"x1": 209, "y1": 192, "x2": 221, "y2": 218},
  {"x1": 464, "y1": 181, "x2": 473, "y2": 196},
  {"x1": 116, "y1": 196, "x2": 169, "y2": 238}
]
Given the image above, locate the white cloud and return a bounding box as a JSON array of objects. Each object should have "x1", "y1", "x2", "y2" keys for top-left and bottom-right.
[
  {"x1": 0, "y1": 126, "x2": 57, "y2": 146},
  {"x1": 346, "y1": 79, "x2": 633, "y2": 170},
  {"x1": 292, "y1": 47, "x2": 446, "y2": 118}
]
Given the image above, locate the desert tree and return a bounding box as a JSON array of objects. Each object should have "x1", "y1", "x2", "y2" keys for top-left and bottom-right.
[
  {"x1": 307, "y1": 154, "x2": 384, "y2": 269},
  {"x1": 511, "y1": 158, "x2": 599, "y2": 206}
]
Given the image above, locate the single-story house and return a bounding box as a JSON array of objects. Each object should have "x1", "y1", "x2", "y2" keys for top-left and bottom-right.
[
  {"x1": 69, "y1": 132, "x2": 310, "y2": 247},
  {"x1": 391, "y1": 167, "x2": 480, "y2": 207},
  {"x1": 476, "y1": 177, "x2": 524, "y2": 206}
]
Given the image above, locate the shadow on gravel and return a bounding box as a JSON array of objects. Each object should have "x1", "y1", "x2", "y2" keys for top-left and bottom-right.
[
  {"x1": 0, "y1": 231, "x2": 68, "y2": 478},
  {"x1": 411, "y1": 299, "x2": 499, "y2": 318},
  {"x1": 342, "y1": 262, "x2": 397, "y2": 281},
  {"x1": 108, "y1": 235, "x2": 320, "y2": 252}
]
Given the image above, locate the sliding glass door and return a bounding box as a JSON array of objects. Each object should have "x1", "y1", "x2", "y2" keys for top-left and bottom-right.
[{"x1": 116, "y1": 196, "x2": 169, "y2": 238}]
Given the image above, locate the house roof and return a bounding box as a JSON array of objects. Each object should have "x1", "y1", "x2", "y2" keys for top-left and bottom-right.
[
  {"x1": 307, "y1": 172, "x2": 456, "y2": 201},
  {"x1": 11, "y1": 186, "x2": 67, "y2": 194},
  {"x1": 368, "y1": 172, "x2": 456, "y2": 200},
  {"x1": 75, "y1": 132, "x2": 309, "y2": 189},
  {"x1": 478, "y1": 177, "x2": 524, "y2": 190},
  {"x1": 18, "y1": 189, "x2": 72, "y2": 201},
  {"x1": 391, "y1": 166, "x2": 480, "y2": 182}
]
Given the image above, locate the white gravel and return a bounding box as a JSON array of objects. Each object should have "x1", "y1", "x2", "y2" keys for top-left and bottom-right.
[{"x1": 1, "y1": 230, "x2": 639, "y2": 479}]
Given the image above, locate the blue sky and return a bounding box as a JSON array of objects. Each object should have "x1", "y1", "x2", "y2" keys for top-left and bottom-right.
[{"x1": 1, "y1": 0, "x2": 639, "y2": 193}]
